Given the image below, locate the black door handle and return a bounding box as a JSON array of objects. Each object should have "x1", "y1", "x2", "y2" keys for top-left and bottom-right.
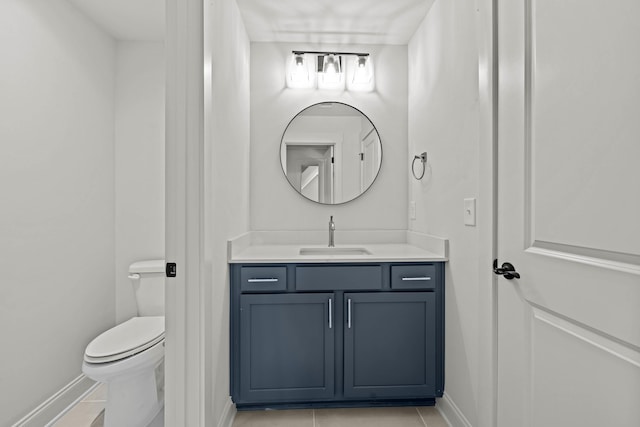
[{"x1": 493, "y1": 259, "x2": 521, "y2": 280}]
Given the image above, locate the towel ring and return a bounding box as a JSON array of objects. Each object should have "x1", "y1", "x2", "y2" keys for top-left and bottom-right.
[{"x1": 412, "y1": 152, "x2": 427, "y2": 180}]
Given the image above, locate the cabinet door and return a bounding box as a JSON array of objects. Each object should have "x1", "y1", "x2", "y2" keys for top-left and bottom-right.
[
  {"x1": 239, "y1": 293, "x2": 335, "y2": 402},
  {"x1": 343, "y1": 292, "x2": 436, "y2": 399}
]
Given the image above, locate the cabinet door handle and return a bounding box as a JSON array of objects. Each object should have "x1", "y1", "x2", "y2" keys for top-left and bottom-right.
[
  {"x1": 401, "y1": 276, "x2": 431, "y2": 281},
  {"x1": 347, "y1": 298, "x2": 352, "y2": 329},
  {"x1": 247, "y1": 278, "x2": 278, "y2": 283},
  {"x1": 328, "y1": 298, "x2": 333, "y2": 329}
]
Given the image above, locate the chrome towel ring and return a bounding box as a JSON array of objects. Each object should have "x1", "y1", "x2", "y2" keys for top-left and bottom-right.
[{"x1": 412, "y1": 152, "x2": 428, "y2": 180}]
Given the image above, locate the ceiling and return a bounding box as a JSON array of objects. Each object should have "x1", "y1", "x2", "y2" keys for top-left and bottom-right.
[
  {"x1": 67, "y1": 0, "x2": 434, "y2": 45},
  {"x1": 236, "y1": 0, "x2": 435, "y2": 45},
  {"x1": 67, "y1": 0, "x2": 165, "y2": 41}
]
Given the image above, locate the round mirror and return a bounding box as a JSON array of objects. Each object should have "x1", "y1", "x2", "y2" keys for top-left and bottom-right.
[{"x1": 280, "y1": 102, "x2": 382, "y2": 205}]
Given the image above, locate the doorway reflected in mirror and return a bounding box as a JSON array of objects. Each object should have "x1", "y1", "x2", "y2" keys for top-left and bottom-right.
[{"x1": 280, "y1": 102, "x2": 382, "y2": 204}]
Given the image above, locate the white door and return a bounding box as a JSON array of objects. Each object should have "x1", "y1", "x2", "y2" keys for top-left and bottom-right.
[
  {"x1": 360, "y1": 130, "x2": 379, "y2": 192},
  {"x1": 322, "y1": 145, "x2": 335, "y2": 203},
  {"x1": 497, "y1": 1, "x2": 640, "y2": 426}
]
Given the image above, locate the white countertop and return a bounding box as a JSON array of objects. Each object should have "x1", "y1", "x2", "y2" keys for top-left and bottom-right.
[{"x1": 228, "y1": 231, "x2": 448, "y2": 263}]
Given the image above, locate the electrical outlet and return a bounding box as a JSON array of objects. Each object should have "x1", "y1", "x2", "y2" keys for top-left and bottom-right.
[{"x1": 409, "y1": 201, "x2": 416, "y2": 220}]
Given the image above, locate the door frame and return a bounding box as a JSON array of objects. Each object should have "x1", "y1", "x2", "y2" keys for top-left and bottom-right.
[
  {"x1": 165, "y1": 0, "x2": 206, "y2": 425},
  {"x1": 475, "y1": 1, "x2": 499, "y2": 427},
  {"x1": 163, "y1": 0, "x2": 501, "y2": 425}
]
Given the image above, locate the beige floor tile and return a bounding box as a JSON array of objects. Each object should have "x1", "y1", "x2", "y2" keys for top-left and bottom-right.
[
  {"x1": 82, "y1": 383, "x2": 107, "y2": 402},
  {"x1": 233, "y1": 409, "x2": 313, "y2": 427},
  {"x1": 416, "y1": 406, "x2": 448, "y2": 427},
  {"x1": 315, "y1": 407, "x2": 425, "y2": 427},
  {"x1": 53, "y1": 402, "x2": 104, "y2": 427}
]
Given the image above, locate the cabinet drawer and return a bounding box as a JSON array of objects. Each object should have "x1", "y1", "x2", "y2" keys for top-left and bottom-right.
[
  {"x1": 240, "y1": 266, "x2": 287, "y2": 292},
  {"x1": 296, "y1": 265, "x2": 382, "y2": 291},
  {"x1": 391, "y1": 264, "x2": 436, "y2": 290}
]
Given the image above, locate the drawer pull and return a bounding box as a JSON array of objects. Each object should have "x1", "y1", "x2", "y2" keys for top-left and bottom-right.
[
  {"x1": 328, "y1": 298, "x2": 333, "y2": 329},
  {"x1": 247, "y1": 278, "x2": 279, "y2": 283},
  {"x1": 347, "y1": 299, "x2": 352, "y2": 329},
  {"x1": 401, "y1": 276, "x2": 431, "y2": 281}
]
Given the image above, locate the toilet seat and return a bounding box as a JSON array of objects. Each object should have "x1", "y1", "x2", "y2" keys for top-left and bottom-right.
[{"x1": 84, "y1": 316, "x2": 164, "y2": 364}]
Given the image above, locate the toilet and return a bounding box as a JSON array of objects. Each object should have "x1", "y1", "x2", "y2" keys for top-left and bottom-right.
[{"x1": 82, "y1": 260, "x2": 165, "y2": 427}]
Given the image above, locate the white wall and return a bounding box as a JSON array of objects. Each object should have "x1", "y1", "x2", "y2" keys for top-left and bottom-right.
[
  {"x1": 250, "y1": 43, "x2": 408, "y2": 231},
  {"x1": 0, "y1": 0, "x2": 116, "y2": 424},
  {"x1": 204, "y1": 0, "x2": 251, "y2": 424},
  {"x1": 115, "y1": 42, "x2": 165, "y2": 323},
  {"x1": 408, "y1": 0, "x2": 480, "y2": 425}
]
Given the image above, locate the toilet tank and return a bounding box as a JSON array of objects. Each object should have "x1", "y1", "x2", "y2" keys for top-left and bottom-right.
[{"x1": 129, "y1": 260, "x2": 165, "y2": 316}]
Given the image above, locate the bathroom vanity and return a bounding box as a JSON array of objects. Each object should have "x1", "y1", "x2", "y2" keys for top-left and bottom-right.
[{"x1": 229, "y1": 241, "x2": 446, "y2": 410}]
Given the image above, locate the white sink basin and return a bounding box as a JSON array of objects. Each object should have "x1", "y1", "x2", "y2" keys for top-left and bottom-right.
[{"x1": 299, "y1": 247, "x2": 372, "y2": 256}]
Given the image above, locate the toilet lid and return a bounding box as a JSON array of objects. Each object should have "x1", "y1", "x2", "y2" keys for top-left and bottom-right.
[{"x1": 84, "y1": 316, "x2": 165, "y2": 363}]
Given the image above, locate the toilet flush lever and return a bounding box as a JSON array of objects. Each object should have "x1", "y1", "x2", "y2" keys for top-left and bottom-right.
[{"x1": 128, "y1": 273, "x2": 141, "y2": 280}]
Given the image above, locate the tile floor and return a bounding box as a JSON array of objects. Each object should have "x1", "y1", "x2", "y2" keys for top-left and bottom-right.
[
  {"x1": 233, "y1": 406, "x2": 449, "y2": 427},
  {"x1": 51, "y1": 383, "x2": 163, "y2": 427},
  {"x1": 52, "y1": 384, "x2": 107, "y2": 427},
  {"x1": 53, "y1": 386, "x2": 448, "y2": 427}
]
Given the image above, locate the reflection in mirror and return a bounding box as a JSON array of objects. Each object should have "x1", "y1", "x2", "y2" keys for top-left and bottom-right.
[{"x1": 280, "y1": 102, "x2": 382, "y2": 204}]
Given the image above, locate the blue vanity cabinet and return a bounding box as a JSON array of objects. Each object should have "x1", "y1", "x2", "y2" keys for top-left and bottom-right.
[{"x1": 230, "y1": 262, "x2": 445, "y2": 410}]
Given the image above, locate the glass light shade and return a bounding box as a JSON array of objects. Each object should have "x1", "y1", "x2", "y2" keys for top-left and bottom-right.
[
  {"x1": 287, "y1": 53, "x2": 314, "y2": 89},
  {"x1": 353, "y1": 56, "x2": 370, "y2": 83},
  {"x1": 323, "y1": 54, "x2": 341, "y2": 74},
  {"x1": 318, "y1": 54, "x2": 345, "y2": 90},
  {"x1": 347, "y1": 55, "x2": 374, "y2": 92}
]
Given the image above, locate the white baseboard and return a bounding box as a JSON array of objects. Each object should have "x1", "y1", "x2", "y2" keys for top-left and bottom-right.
[
  {"x1": 11, "y1": 374, "x2": 96, "y2": 427},
  {"x1": 216, "y1": 397, "x2": 236, "y2": 427},
  {"x1": 437, "y1": 392, "x2": 473, "y2": 427}
]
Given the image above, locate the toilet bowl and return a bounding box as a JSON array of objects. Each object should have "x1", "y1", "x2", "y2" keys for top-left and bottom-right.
[
  {"x1": 83, "y1": 260, "x2": 165, "y2": 427},
  {"x1": 83, "y1": 316, "x2": 165, "y2": 427}
]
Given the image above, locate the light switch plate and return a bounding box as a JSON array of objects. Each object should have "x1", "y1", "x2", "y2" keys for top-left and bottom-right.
[
  {"x1": 464, "y1": 198, "x2": 476, "y2": 226},
  {"x1": 409, "y1": 201, "x2": 416, "y2": 220}
]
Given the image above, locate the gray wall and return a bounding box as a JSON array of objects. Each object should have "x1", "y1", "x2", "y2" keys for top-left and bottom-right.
[
  {"x1": 204, "y1": 0, "x2": 252, "y2": 423},
  {"x1": 408, "y1": 0, "x2": 481, "y2": 424},
  {"x1": 0, "y1": 1, "x2": 116, "y2": 424},
  {"x1": 115, "y1": 41, "x2": 165, "y2": 323}
]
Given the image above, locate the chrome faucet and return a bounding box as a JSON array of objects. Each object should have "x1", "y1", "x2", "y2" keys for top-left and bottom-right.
[{"x1": 328, "y1": 216, "x2": 335, "y2": 247}]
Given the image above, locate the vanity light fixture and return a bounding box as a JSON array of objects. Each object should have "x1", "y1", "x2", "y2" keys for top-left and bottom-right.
[{"x1": 288, "y1": 51, "x2": 374, "y2": 92}]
